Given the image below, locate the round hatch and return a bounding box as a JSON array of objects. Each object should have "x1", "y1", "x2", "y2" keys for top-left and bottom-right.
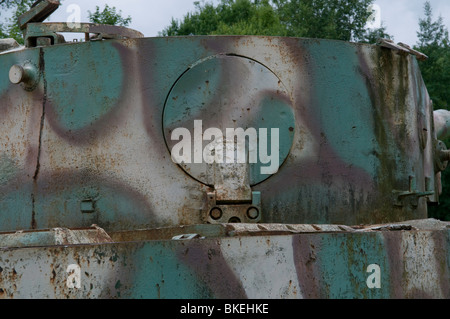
[{"x1": 163, "y1": 54, "x2": 295, "y2": 186}]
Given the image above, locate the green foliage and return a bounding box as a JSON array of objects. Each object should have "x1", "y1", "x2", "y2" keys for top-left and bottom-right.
[
  {"x1": 414, "y1": 1, "x2": 450, "y2": 110},
  {"x1": 416, "y1": 1, "x2": 449, "y2": 48},
  {"x1": 415, "y1": 2, "x2": 450, "y2": 221},
  {"x1": 160, "y1": 0, "x2": 286, "y2": 37},
  {"x1": 88, "y1": 4, "x2": 132, "y2": 27},
  {"x1": 358, "y1": 22, "x2": 392, "y2": 44},
  {"x1": 213, "y1": 0, "x2": 287, "y2": 36},
  {"x1": 0, "y1": 0, "x2": 34, "y2": 44},
  {"x1": 274, "y1": 0, "x2": 372, "y2": 41},
  {"x1": 161, "y1": 0, "x2": 391, "y2": 43}
]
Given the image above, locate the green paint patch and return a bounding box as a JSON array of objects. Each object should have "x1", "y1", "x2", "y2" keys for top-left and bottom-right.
[
  {"x1": 306, "y1": 41, "x2": 378, "y2": 176},
  {"x1": 0, "y1": 184, "x2": 33, "y2": 232},
  {"x1": 127, "y1": 242, "x2": 214, "y2": 299},
  {"x1": 0, "y1": 154, "x2": 18, "y2": 185},
  {"x1": 44, "y1": 42, "x2": 124, "y2": 131},
  {"x1": 316, "y1": 232, "x2": 391, "y2": 299}
]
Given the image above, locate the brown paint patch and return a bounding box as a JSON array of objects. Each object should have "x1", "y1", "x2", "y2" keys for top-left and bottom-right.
[
  {"x1": 292, "y1": 234, "x2": 322, "y2": 298},
  {"x1": 177, "y1": 241, "x2": 247, "y2": 299}
]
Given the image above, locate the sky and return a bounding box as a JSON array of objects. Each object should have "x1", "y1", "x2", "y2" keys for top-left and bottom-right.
[{"x1": 31, "y1": 0, "x2": 450, "y2": 46}]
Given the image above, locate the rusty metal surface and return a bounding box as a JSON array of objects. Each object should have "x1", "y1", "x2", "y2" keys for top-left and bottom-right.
[
  {"x1": 110, "y1": 218, "x2": 450, "y2": 240},
  {"x1": 0, "y1": 224, "x2": 448, "y2": 299},
  {"x1": 0, "y1": 226, "x2": 112, "y2": 248},
  {"x1": 0, "y1": 36, "x2": 443, "y2": 233},
  {"x1": 377, "y1": 38, "x2": 428, "y2": 61},
  {"x1": 1, "y1": 3, "x2": 450, "y2": 299}
]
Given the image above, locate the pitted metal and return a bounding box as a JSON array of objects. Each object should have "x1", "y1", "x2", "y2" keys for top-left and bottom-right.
[
  {"x1": 204, "y1": 191, "x2": 262, "y2": 224},
  {"x1": 0, "y1": 3, "x2": 449, "y2": 300},
  {"x1": 0, "y1": 221, "x2": 448, "y2": 299},
  {"x1": 0, "y1": 35, "x2": 443, "y2": 230}
]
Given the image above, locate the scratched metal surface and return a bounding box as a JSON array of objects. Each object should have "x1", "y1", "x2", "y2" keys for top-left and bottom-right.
[
  {"x1": 0, "y1": 220, "x2": 448, "y2": 299},
  {"x1": 0, "y1": 36, "x2": 440, "y2": 232}
]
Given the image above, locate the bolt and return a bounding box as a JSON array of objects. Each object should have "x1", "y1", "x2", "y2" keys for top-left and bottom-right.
[
  {"x1": 247, "y1": 207, "x2": 259, "y2": 220},
  {"x1": 210, "y1": 207, "x2": 222, "y2": 220}
]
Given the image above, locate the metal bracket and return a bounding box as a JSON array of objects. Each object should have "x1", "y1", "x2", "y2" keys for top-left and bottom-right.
[
  {"x1": 393, "y1": 190, "x2": 434, "y2": 207},
  {"x1": 377, "y1": 38, "x2": 428, "y2": 61},
  {"x1": 393, "y1": 176, "x2": 434, "y2": 207},
  {"x1": 18, "y1": 1, "x2": 144, "y2": 48},
  {"x1": 24, "y1": 22, "x2": 144, "y2": 47},
  {"x1": 202, "y1": 139, "x2": 262, "y2": 224},
  {"x1": 204, "y1": 191, "x2": 262, "y2": 224},
  {"x1": 18, "y1": 0, "x2": 60, "y2": 30}
]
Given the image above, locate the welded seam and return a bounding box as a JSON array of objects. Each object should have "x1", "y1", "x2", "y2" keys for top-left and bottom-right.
[{"x1": 31, "y1": 47, "x2": 47, "y2": 229}]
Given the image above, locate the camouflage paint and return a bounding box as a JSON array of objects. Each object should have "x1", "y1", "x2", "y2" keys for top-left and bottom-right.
[
  {"x1": 0, "y1": 36, "x2": 440, "y2": 231},
  {"x1": 1, "y1": 34, "x2": 449, "y2": 299},
  {"x1": 0, "y1": 223, "x2": 448, "y2": 299}
]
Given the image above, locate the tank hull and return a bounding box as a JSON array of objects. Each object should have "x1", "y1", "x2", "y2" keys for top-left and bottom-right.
[
  {"x1": 0, "y1": 220, "x2": 448, "y2": 299},
  {"x1": 0, "y1": 36, "x2": 439, "y2": 231}
]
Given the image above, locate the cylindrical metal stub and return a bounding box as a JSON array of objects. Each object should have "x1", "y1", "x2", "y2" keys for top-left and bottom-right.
[
  {"x1": 9, "y1": 62, "x2": 38, "y2": 90},
  {"x1": 9, "y1": 65, "x2": 26, "y2": 84}
]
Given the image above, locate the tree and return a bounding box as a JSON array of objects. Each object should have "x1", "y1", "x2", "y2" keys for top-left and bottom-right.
[
  {"x1": 160, "y1": 0, "x2": 286, "y2": 37},
  {"x1": 88, "y1": 4, "x2": 132, "y2": 27},
  {"x1": 358, "y1": 22, "x2": 393, "y2": 44},
  {"x1": 416, "y1": 1, "x2": 449, "y2": 48},
  {"x1": 273, "y1": 0, "x2": 373, "y2": 41},
  {"x1": 213, "y1": 0, "x2": 287, "y2": 36},
  {"x1": 414, "y1": 2, "x2": 450, "y2": 221},
  {"x1": 0, "y1": 0, "x2": 34, "y2": 44},
  {"x1": 414, "y1": 1, "x2": 450, "y2": 110},
  {"x1": 160, "y1": 0, "x2": 391, "y2": 43}
]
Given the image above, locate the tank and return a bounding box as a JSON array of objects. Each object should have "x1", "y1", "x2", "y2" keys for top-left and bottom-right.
[{"x1": 0, "y1": 0, "x2": 448, "y2": 299}]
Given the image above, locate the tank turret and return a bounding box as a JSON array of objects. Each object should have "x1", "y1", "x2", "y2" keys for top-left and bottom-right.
[{"x1": 0, "y1": 1, "x2": 448, "y2": 299}]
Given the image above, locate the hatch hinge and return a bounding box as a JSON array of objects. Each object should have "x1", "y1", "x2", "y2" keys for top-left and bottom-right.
[{"x1": 203, "y1": 147, "x2": 262, "y2": 224}]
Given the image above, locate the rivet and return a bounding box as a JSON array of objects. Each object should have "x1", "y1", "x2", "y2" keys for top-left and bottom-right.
[
  {"x1": 247, "y1": 207, "x2": 259, "y2": 219},
  {"x1": 210, "y1": 207, "x2": 222, "y2": 220}
]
